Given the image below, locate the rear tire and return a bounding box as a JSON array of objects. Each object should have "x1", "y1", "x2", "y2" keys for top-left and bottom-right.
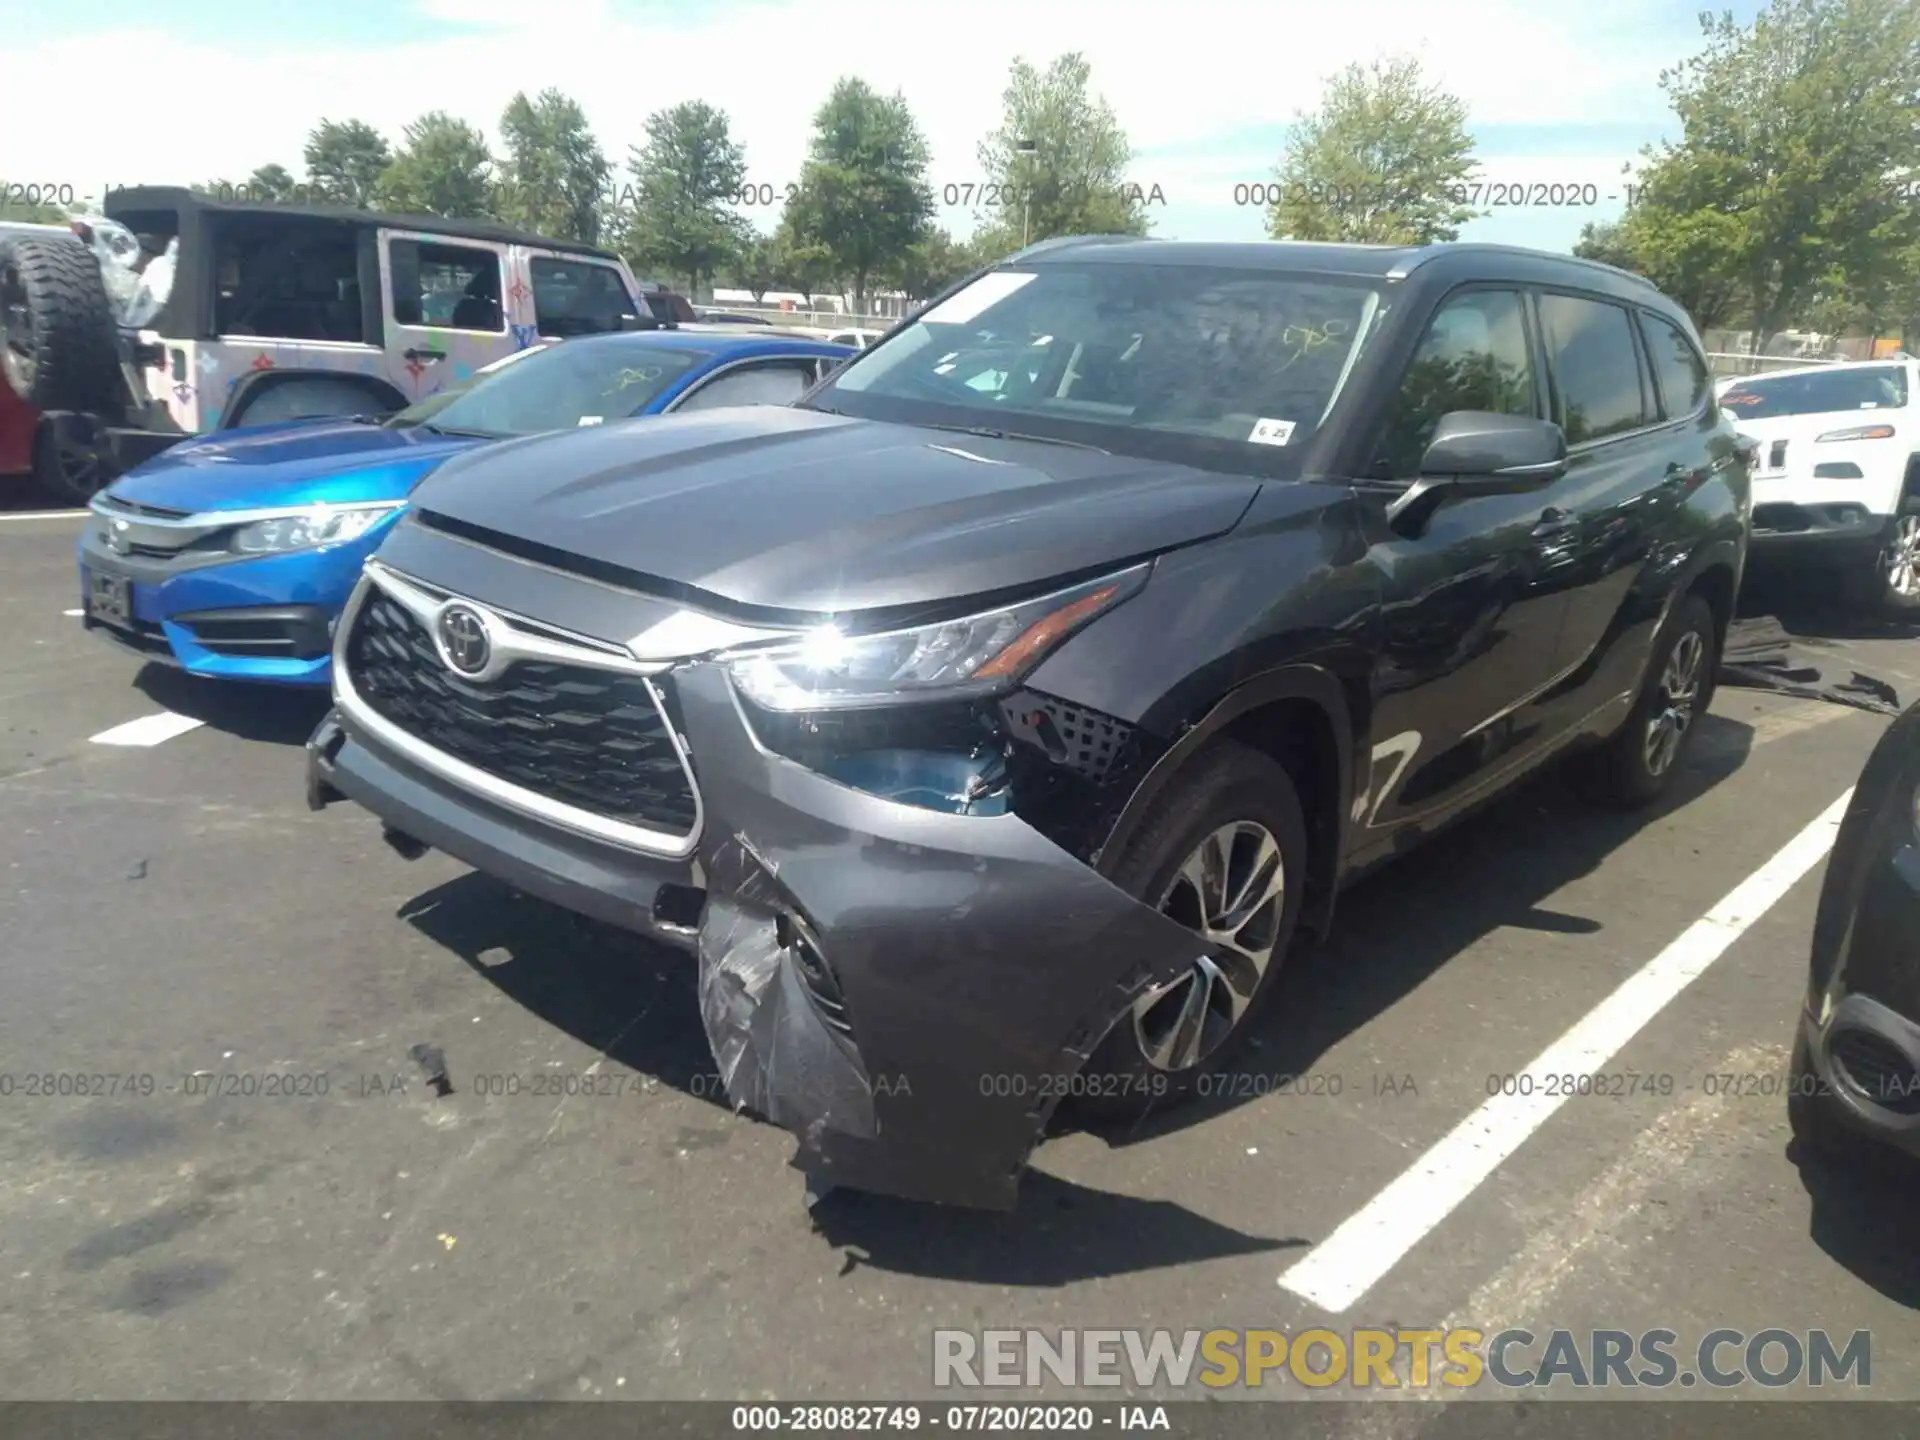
[
  {"x1": 31, "y1": 422, "x2": 108, "y2": 505},
  {"x1": 0, "y1": 234, "x2": 121, "y2": 413},
  {"x1": 1575, "y1": 593, "x2": 1718, "y2": 809},
  {"x1": 1074, "y1": 741, "x2": 1309, "y2": 1122}
]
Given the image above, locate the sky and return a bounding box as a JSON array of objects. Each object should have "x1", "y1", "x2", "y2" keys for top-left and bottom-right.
[{"x1": 0, "y1": 0, "x2": 1769, "y2": 255}]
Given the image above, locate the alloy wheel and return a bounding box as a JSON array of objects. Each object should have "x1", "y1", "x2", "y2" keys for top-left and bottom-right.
[
  {"x1": 1130, "y1": 820, "x2": 1286, "y2": 1072},
  {"x1": 1643, "y1": 628, "x2": 1705, "y2": 777},
  {"x1": 1886, "y1": 515, "x2": 1920, "y2": 599},
  {"x1": 0, "y1": 264, "x2": 36, "y2": 393}
]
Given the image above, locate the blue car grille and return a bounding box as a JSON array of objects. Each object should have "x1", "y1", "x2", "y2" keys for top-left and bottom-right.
[{"x1": 345, "y1": 591, "x2": 698, "y2": 834}]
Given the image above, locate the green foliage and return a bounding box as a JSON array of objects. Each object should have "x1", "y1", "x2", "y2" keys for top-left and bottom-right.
[
  {"x1": 890, "y1": 227, "x2": 988, "y2": 302},
  {"x1": 1618, "y1": 0, "x2": 1920, "y2": 341},
  {"x1": 973, "y1": 52, "x2": 1149, "y2": 252},
  {"x1": 782, "y1": 79, "x2": 933, "y2": 311},
  {"x1": 245, "y1": 164, "x2": 300, "y2": 203},
  {"x1": 495, "y1": 89, "x2": 613, "y2": 244},
  {"x1": 619, "y1": 101, "x2": 754, "y2": 296},
  {"x1": 726, "y1": 233, "x2": 785, "y2": 301},
  {"x1": 1267, "y1": 57, "x2": 1480, "y2": 244},
  {"x1": 378, "y1": 112, "x2": 496, "y2": 220},
  {"x1": 302, "y1": 119, "x2": 394, "y2": 209}
]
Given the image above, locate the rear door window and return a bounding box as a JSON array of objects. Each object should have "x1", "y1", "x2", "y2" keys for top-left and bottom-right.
[{"x1": 1537, "y1": 293, "x2": 1648, "y2": 443}]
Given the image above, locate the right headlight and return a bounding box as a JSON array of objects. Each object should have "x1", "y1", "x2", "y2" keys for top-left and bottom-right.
[
  {"x1": 724, "y1": 564, "x2": 1150, "y2": 712},
  {"x1": 229, "y1": 504, "x2": 401, "y2": 555}
]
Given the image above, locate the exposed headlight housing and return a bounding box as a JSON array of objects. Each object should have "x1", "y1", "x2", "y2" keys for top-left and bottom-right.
[
  {"x1": 229, "y1": 504, "x2": 402, "y2": 555},
  {"x1": 1814, "y1": 424, "x2": 1896, "y2": 443},
  {"x1": 724, "y1": 564, "x2": 1150, "y2": 711}
]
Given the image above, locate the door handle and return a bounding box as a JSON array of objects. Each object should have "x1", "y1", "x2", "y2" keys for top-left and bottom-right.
[
  {"x1": 404, "y1": 347, "x2": 446, "y2": 362},
  {"x1": 1531, "y1": 506, "x2": 1576, "y2": 538}
]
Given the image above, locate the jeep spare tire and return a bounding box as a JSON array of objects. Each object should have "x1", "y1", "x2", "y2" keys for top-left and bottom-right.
[{"x1": 0, "y1": 233, "x2": 121, "y2": 412}]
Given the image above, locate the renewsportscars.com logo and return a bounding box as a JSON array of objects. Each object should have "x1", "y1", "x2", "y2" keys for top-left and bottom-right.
[{"x1": 932, "y1": 1327, "x2": 1871, "y2": 1391}]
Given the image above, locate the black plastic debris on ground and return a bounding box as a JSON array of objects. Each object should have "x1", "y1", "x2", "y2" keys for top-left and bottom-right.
[
  {"x1": 408, "y1": 1043, "x2": 453, "y2": 1096},
  {"x1": 1719, "y1": 616, "x2": 1901, "y2": 716}
]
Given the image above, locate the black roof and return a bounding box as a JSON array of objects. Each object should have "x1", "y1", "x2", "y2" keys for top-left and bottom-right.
[
  {"x1": 1019, "y1": 236, "x2": 1665, "y2": 307},
  {"x1": 102, "y1": 186, "x2": 622, "y2": 260}
]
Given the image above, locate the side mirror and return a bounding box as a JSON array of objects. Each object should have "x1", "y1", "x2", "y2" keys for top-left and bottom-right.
[{"x1": 1386, "y1": 411, "x2": 1568, "y2": 538}]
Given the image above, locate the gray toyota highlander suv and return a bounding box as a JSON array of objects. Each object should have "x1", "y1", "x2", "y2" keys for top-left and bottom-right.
[{"x1": 308, "y1": 236, "x2": 1751, "y2": 1210}]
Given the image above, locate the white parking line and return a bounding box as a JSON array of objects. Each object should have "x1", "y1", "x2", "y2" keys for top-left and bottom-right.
[
  {"x1": 1278, "y1": 787, "x2": 1855, "y2": 1313},
  {"x1": 0, "y1": 509, "x2": 89, "y2": 521},
  {"x1": 89, "y1": 712, "x2": 206, "y2": 747}
]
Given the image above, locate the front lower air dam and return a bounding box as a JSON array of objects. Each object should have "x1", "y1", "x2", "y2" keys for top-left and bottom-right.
[{"x1": 673, "y1": 665, "x2": 1209, "y2": 1211}]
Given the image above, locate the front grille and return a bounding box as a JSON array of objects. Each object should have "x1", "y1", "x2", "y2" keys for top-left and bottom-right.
[
  {"x1": 345, "y1": 589, "x2": 698, "y2": 835},
  {"x1": 1770, "y1": 439, "x2": 1788, "y2": 469}
]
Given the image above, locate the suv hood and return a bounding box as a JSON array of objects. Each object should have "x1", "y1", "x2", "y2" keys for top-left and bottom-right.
[
  {"x1": 406, "y1": 406, "x2": 1262, "y2": 614},
  {"x1": 108, "y1": 418, "x2": 488, "y2": 514}
]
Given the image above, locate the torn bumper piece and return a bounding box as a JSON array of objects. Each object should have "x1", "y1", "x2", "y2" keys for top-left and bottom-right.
[
  {"x1": 671, "y1": 666, "x2": 1207, "y2": 1210},
  {"x1": 310, "y1": 659, "x2": 1207, "y2": 1210}
]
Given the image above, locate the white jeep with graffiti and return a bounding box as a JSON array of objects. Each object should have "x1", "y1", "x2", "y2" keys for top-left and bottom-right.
[{"x1": 0, "y1": 186, "x2": 664, "y2": 500}]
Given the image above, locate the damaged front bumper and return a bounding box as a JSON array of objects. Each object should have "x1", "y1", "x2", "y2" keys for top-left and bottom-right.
[{"x1": 310, "y1": 662, "x2": 1206, "y2": 1211}]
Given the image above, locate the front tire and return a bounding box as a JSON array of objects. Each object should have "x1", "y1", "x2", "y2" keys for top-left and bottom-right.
[
  {"x1": 1576, "y1": 592, "x2": 1718, "y2": 809},
  {"x1": 1842, "y1": 508, "x2": 1920, "y2": 619},
  {"x1": 1075, "y1": 741, "x2": 1308, "y2": 1121}
]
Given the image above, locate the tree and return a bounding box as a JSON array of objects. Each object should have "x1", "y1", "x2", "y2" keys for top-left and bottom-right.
[
  {"x1": 973, "y1": 52, "x2": 1151, "y2": 251},
  {"x1": 620, "y1": 100, "x2": 754, "y2": 297},
  {"x1": 769, "y1": 222, "x2": 841, "y2": 309},
  {"x1": 1571, "y1": 220, "x2": 1639, "y2": 271},
  {"x1": 890, "y1": 227, "x2": 987, "y2": 302},
  {"x1": 1265, "y1": 57, "x2": 1480, "y2": 244},
  {"x1": 379, "y1": 112, "x2": 496, "y2": 220},
  {"x1": 1623, "y1": 0, "x2": 1920, "y2": 350},
  {"x1": 303, "y1": 119, "x2": 394, "y2": 209},
  {"x1": 726, "y1": 233, "x2": 784, "y2": 303},
  {"x1": 781, "y1": 79, "x2": 933, "y2": 313},
  {"x1": 495, "y1": 89, "x2": 613, "y2": 244},
  {"x1": 246, "y1": 164, "x2": 301, "y2": 203}
]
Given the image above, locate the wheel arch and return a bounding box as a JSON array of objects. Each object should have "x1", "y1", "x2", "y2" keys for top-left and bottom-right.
[
  {"x1": 220, "y1": 368, "x2": 408, "y2": 431},
  {"x1": 1098, "y1": 663, "x2": 1360, "y2": 940}
]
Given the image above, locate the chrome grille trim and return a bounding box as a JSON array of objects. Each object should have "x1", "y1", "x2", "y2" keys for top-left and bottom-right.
[{"x1": 332, "y1": 561, "x2": 704, "y2": 858}]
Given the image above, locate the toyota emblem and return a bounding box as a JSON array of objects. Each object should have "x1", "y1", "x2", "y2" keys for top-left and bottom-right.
[{"x1": 434, "y1": 603, "x2": 493, "y2": 676}]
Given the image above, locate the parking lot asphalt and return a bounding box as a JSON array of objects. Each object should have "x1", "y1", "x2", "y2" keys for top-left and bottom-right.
[{"x1": 4, "y1": 497, "x2": 1920, "y2": 1425}]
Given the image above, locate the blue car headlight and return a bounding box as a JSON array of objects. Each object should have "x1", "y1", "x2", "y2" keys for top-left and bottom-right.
[{"x1": 229, "y1": 504, "x2": 401, "y2": 555}]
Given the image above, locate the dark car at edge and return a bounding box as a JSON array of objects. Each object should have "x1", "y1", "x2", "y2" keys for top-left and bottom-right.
[{"x1": 307, "y1": 236, "x2": 1752, "y2": 1210}]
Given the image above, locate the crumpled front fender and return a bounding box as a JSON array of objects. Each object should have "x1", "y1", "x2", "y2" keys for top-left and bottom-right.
[{"x1": 673, "y1": 665, "x2": 1207, "y2": 1210}]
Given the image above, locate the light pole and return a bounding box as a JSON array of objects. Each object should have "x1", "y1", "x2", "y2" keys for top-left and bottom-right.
[{"x1": 1015, "y1": 137, "x2": 1038, "y2": 246}]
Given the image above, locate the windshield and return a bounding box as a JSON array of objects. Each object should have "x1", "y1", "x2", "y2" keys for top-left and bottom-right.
[
  {"x1": 1720, "y1": 365, "x2": 1909, "y2": 419},
  {"x1": 809, "y1": 262, "x2": 1384, "y2": 471},
  {"x1": 386, "y1": 339, "x2": 709, "y2": 437}
]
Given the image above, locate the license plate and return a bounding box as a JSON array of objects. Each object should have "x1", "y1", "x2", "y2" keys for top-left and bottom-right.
[{"x1": 85, "y1": 568, "x2": 132, "y2": 627}]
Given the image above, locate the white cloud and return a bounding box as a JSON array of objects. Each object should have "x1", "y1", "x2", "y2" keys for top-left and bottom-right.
[{"x1": 2, "y1": 0, "x2": 1676, "y2": 235}]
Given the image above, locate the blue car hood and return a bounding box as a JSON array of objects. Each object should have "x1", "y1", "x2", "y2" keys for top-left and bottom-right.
[{"x1": 107, "y1": 419, "x2": 488, "y2": 513}]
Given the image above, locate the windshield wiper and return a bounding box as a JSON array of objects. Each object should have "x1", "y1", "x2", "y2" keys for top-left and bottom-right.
[
  {"x1": 414, "y1": 422, "x2": 500, "y2": 439},
  {"x1": 919, "y1": 421, "x2": 1109, "y2": 454}
]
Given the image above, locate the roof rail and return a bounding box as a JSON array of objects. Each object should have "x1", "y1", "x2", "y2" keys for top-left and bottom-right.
[{"x1": 1389, "y1": 242, "x2": 1659, "y2": 290}]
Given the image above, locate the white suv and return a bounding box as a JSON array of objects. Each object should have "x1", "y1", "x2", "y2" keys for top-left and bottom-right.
[{"x1": 1719, "y1": 359, "x2": 1920, "y2": 614}]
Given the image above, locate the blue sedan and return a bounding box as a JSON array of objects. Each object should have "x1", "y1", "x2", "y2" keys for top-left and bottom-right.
[{"x1": 76, "y1": 331, "x2": 852, "y2": 686}]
